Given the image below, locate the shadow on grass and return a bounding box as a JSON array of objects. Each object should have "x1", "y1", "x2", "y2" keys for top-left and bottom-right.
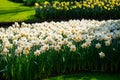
[
  {"x1": 0, "y1": 8, "x2": 33, "y2": 14},
  {"x1": 8, "y1": 0, "x2": 23, "y2": 3}
]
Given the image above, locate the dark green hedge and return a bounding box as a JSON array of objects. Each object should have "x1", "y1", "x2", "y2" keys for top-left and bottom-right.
[{"x1": 34, "y1": 5, "x2": 120, "y2": 20}]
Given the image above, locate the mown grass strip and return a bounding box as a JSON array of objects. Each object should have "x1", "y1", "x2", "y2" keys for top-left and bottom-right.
[{"x1": 0, "y1": 0, "x2": 36, "y2": 22}]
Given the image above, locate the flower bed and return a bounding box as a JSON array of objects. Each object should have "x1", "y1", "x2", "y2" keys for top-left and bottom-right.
[
  {"x1": 34, "y1": 0, "x2": 120, "y2": 19},
  {"x1": 0, "y1": 19, "x2": 120, "y2": 80}
]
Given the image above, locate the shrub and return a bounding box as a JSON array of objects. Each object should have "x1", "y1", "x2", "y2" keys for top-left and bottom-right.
[{"x1": 23, "y1": 0, "x2": 37, "y2": 6}]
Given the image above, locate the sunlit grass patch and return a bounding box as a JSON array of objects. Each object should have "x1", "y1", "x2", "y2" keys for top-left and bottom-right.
[{"x1": 0, "y1": 0, "x2": 36, "y2": 22}]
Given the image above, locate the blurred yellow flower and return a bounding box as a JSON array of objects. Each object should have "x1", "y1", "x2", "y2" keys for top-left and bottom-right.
[
  {"x1": 35, "y1": 3, "x2": 39, "y2": 8},
  {"x1": 44, "y1": 1, "x2": 50, "y2": 5}
]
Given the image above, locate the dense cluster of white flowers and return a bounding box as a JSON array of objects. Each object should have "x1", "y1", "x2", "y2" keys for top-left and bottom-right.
[{"x1": 0, "y1": 19, "x2": 120, "y2": 58}]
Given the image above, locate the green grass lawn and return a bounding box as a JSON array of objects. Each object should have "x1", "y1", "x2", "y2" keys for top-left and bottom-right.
[
  {"x1": 44, "y1": 72, "x2": 120, "y2": 80},
  {"x1": 0, "y1": 0, "x2": 37, "y2": 22}
]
